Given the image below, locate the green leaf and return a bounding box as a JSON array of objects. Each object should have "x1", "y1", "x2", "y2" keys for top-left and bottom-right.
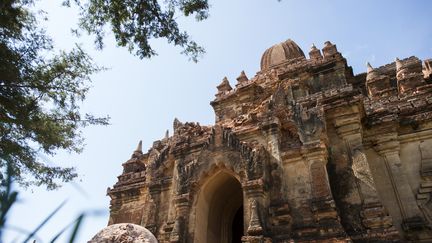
[
  {"x1": 22, "y1": 200, "x2": 67, "y2": 243},
  {"x1": 68, "y1": 213, "x2": 85, "y2": 243}
]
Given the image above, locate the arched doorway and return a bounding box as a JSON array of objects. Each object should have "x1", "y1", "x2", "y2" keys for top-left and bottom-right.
[{"x1": 193, "y1": 171, "x2": 244, "y2": 243}]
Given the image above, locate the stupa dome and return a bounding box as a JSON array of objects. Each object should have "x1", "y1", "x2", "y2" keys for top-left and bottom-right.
[{"x1": 260, "y1": 39, "x2": 305, "y2": 70}]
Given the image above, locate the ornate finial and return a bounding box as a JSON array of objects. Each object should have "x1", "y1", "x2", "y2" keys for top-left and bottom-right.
[
  {"x1": 173, "y1": 118, "x2": 183, "y2": 133},
  {"x1": 165, "y1": 129, "x2": 169, "y2": 139},
  {"x1": 309, "y1": 43, "x2": 322, "y2": 60},
  {"x1": 135, "y1": 140, "x2": 143, "y2": 153},
  {"x1": 366, "y1": 62, "x2": 379, "y2": 81},
  {"x1": 367, "y1": 62, "x2": 374, "y2": 73},
  {"x1": 322, "y1": 41, "x2": 337, "y2": 58},
  {"x1": 216, "y1": 77, "x2": 232, "y2": 96},
  {"x1": 131, "y1": 140, "x2": 143, "y2": 158},
  {"x1": 236, "y1": 70, "x2": 249, "y2": 83},
  {"x1": 247, "y1": 199, "x2": 263, "y2": 235}
]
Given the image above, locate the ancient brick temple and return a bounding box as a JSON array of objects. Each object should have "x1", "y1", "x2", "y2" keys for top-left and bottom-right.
[{"x1": 107, "y1": 39, "x2": 432, "y2": 242}]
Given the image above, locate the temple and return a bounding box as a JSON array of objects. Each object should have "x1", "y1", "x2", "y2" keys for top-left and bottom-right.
[{"x1": 106, "y1": 39, "x2": 432, "y2": 242}]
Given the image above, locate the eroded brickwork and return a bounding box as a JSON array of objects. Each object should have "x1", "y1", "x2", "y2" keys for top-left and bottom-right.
[{"x1": 107, "y1": 39, "x2": 432, "y2": 242}]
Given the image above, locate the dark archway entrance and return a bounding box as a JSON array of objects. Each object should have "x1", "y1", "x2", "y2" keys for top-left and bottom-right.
[
  {"x1": 232, "y1": 206, "x2": 244, "y2": 243},
  {"x1": 194, "y1": 171, "x2": 244, "y2": 243}
]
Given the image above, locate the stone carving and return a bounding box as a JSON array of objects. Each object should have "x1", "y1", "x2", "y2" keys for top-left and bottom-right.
[
  {"x1": 310, "y1": 161, "x2": 330, "y2": 199},
  {"x1": 351, "y1": 149, "x2": 376, "y2": 191},
  {"x1": 222, "y1": 128, "x2": 268, "y2": 179},
  {"x1": 176, "y1": 160, "x2": 197, "y2": 194},
  {"x1": 247, "y1": 145, "x2": 266, "y2": 179},
  {"x1": 293, "y1": 105, "x2": 325, "y2": 144},
  {"x1": 268, "y1": 85, "x2": 288, "y2": 110},
  {"x1": 148, "y1": 144, "x2": 169, "y2": 178},
  {"x1": 106, "y1": 39, "x2": 432, "y2": 242},
  {"x1": 247, "y1": 200, "x2": 263, "y2": 236}
]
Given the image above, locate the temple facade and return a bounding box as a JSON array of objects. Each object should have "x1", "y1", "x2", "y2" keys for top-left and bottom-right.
[{"x1": 107, "y1": 39, "x2": 432, "y2": 242}]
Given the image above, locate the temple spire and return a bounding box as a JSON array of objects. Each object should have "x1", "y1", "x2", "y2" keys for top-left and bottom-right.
[
  {"x1": 215, "y1": 77, "x2": 233, "y2": 97},
  {"x1": 173, "y1": 118, "x2": 183, "y2": 133},
  {"x1": 131, "y1": 140, "x2": 143, "y2": 158},
  {"x1": 322, "y1": 40, "x2": 338, "y2": 58},
  {"x1": 309, "y1": 43, "x2": 322, "y2": 60},
  {"x1": 367, "y1": 62, "x2": 374, "y2": 73},
  {"x1": 366, "y1": 62, "x2": 380, "y2": 81},
  {"x1": 217, "y1": 77, "x2": 232, "y2": 91},
  {"x1": 236, "y1": 70, "x2": 249, "y2": 83},
  {"x1": 135, "y1": 140, "x2": 143, "y2": 153}
]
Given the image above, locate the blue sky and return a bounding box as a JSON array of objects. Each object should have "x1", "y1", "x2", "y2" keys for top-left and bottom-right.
[{"x1": 4, "y1": 0, "x2": 432, "y2": 242}]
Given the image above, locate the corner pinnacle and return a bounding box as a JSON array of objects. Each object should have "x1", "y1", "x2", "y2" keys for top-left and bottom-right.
[{"x1": 135, "y1": 140, "x2": 143, "y2": 153}]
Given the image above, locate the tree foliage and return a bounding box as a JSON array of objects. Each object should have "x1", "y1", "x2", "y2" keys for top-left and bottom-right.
[
  {"x1": 0, "y1": 0, "x2": 209, "y2": 189},
  {"x1": 66, "y1": 0, "x2": 209, "y2": 61},
  {"x1": 0, "y1": 0, "x2": 108, "y2": 189}
]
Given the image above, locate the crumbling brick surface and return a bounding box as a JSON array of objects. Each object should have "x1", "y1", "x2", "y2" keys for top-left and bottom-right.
[{"x1": 106, "y1": 39, "x2": 432, "y2": 243}]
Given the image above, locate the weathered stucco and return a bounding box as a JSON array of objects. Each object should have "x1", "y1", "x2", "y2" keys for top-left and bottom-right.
[{"x1": 106, "y1": 39, "x2": 432, "y2": 242}]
